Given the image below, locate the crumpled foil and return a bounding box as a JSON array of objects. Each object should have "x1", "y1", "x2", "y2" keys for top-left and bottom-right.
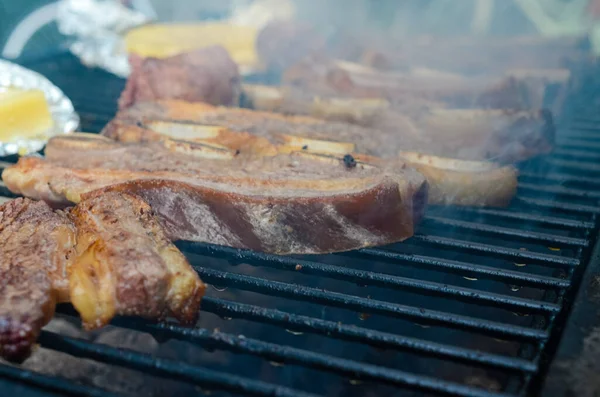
[
  {"x1": 0, "y1": 60, "x2": 79, "y2": 157},
  {"x1": 56, "y1": 0, "x2": 296, "y2": 77},
  {"x1": 57, "y1": 0, "x2": 152, "y2": 78}
]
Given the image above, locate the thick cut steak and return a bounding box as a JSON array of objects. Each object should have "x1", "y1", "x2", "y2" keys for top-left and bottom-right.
[
  {"x1": 283, "y1": 56, "x2": 548, "y2": 110},
  {"x1": 104, "y1": 100, "x2": 518, "y2": 207},
  {"x1": 240, "y1": 83, "x2": 555, "y2": 164},
  {"x1": 3, "y1": 134, "x2": 427, "y2": 255}
]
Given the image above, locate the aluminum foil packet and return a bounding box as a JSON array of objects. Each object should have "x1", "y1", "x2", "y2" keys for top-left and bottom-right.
[
  {"x1": 57, "y1": 0, "x2": 152, "y2": 78},
  {"x1": 0, "y1": 60, "x2": 79, "y2": 157},
  {"x1": 56, "y1": 0, "x2": 295, "y2": 77}
]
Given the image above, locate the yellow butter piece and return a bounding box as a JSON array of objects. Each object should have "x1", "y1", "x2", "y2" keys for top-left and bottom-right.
[
  {"x1": 0, "y1": 88, "x2": 53, "y2": 142},
  {"x1": 124, "y1": 23, "x2": 260, "y2": 68}
]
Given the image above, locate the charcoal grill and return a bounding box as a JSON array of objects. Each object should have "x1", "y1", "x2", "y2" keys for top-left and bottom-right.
[{"x1": 1, "y1": 52, "x2": 600, "y2": 397}]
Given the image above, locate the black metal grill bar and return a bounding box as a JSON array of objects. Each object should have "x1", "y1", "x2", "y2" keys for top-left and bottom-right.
[
  {"x1": 570, "y1": 115, "x2": 600, "y2": 124},
  {"x1": 518, "y1": 183, "x2": 600, "y2": 201},
  {"x1": 519, "y1": 171, "x2": 600, "y2": 186},
  {"x1": 410, "y1": 235, "x2": 579, "y2": 267},
  {"x1": 195, "y1": 267, "x2": 549, "y2": 341},
  {"x1": 199, "y1": 297, "x2": 538, "y2": 373},
  {"x1": 0, "y1": 183, "x2": 18, "y2": 199},
  {"x1": 55, "y1": 296, "x2": 536, "y2": 375},
  {"x1": 0, "y1": 364, "x2": 123, "y2": 397},
  {"x1": 180, "y1": 242, "x2": 560, "y2": 314},
  {"x1": 546, "y1": 158, "x2": 600, "y2": 173},
  {"x1": 37, "y1": 331, "x2": 318, "y2": 397},
  {"x1": 422, "y1": 216, "x2": 588, "y2": 247},
  {"x1": 348, "y1": 249, "x2": 571, "y2": 288},
  {"x1": 440, "y1": 207, "x2": 595, "y2": 230},
  {"x1": 553, "y1": 148, "x2": 600, "y2": 160},
  {"x1": 557, "y1": 139, "x2": 600, "y2": 151},
  {"x1": 39, "y1": 329, "x2": 509, "y2": 397},
  {"x1": 554, "y1": 130, "x2": 600, "y2": 139},
  {"x1": 516, "y1": 196, "x2": 600, "y2": 214},
  {"x1": 137, "y1": 321, "x2": 519, "y2": 397}
]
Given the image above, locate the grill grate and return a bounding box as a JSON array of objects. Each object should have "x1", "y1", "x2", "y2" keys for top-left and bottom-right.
[{"x1": 0, "y1": 52, "x2": 599, "y2": 397}]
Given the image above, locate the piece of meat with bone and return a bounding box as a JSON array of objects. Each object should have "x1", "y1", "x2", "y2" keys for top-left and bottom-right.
[
  {"x1": 240, "y1": 84, "x2": 555, "y2": 164},
  {"x1": 2, "y1": 133, "x2": 427, "y2": 255},
  {"x1": 0, "y1": 198, "x2": 76, "y2": 362},
  {"x1": 118, "y1": 46, "x2": 240, "y2": 110},
  {"x1": 103, "y1": 100, "x2": 519, "y2": 207},
  {"x1": 356, "y1": 35, "x2": 591, "y2": 76},
  {"x1": 283, "y1": 56, "x2": 546, "y2": 110},
  {"x1": 69, "y1": 192, "x2": 205, "y2": 330}
]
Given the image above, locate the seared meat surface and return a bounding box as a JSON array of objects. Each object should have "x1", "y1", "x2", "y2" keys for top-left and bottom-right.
[
  {"x1": 69, "y1": 192, "x2": 205, "y2": 330},
  {"x1": 2, "y1": 133, "x2": 427, "y2": 254},
  {"x1": 0, "y1": 198, "x2": 76, "y2": 362},
  {"x1": 119, "y1": 46, "x2": 240, "y2": 110},
  {"x1": 0, "y1": 193, "x2": 205, "y2": 361},
  {"x1": 103, "y1": 100, "x2": 518, "y2": 207}
]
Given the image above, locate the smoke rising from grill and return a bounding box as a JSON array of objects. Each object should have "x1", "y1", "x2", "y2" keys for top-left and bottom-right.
[{"x1": 2, "y1": 1, "x2": 599, "y2": 396}]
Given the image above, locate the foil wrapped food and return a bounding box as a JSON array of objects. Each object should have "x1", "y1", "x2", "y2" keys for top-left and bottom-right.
[
  {"x1": 57, "y1": 0, "x2": 152, "y2": 78},
  {"x1": 0, "y1": 60, "x2": 79, "y2": 157},
  {"x1": 56, "y1": 0, "x2": 295, "y2": 77}
]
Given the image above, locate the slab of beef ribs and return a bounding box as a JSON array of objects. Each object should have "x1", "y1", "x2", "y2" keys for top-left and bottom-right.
[
  {"x1": 103, "y1": 100, "x2": 521, "y2": 207},
  {"x1": 3, "y1": 133, "x2": 427, "y2": 255}
]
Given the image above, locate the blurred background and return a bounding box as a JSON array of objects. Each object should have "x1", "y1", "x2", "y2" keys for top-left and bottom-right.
[{"x1": 1, "y1": 0, "x2": 600, "y2": 62}]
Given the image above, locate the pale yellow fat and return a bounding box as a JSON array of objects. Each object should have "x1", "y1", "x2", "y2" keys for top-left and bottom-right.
[
  {"x1": 125, "y1": 23, "x2": 260, "y2": 67},
  {"x1": 277, "y1": 135, "x2": 355, "y2": 156},
  {"x1": 162, "y1": 138, "x2": 236, "y2": 160},
  {"x1": 311, "y1": 96, "x2": 389, "y2": 121},
  {"x1": 146, "y1": 120, "x2": 224, "y2": 140},
  {"x1": 399, "y1": 151, "x2": 500, "y2": 172},
  {"x1": 69, "y1": 241, "x2": 116, "y2": 330}
]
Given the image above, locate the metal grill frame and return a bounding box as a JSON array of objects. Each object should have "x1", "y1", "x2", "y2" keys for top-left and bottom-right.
[{"x1": 0, "y1": 51, "x2": 599, "y2": 397}]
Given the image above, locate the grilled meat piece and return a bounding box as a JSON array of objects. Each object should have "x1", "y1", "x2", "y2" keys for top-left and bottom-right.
[
  {"x1": 119, "y1": 46, "x2": 240, "y2": 110},
  {"x1": 356, "y1": 35, "x2": 590, "y2": 75},
  {"x1": 0, "y1": 198, "x2": 76, "y2": 362},
  {"x1": 240, "y1": 84, "x2": 555, "y2": 164},
  {"x1": 69, "y1": 192, "x2": 205, "y2": 330},
  {"x1": 0, "y1": 193, "x2": 205, "y2": 359},
  {"x1": 3, "y1": 134, "x2": 427, "y2": 255},
  {"x1": 283, "y1": 56, "x2": 543, "y2": 110},
  {"x1": 103, "y1": 100, "x2": 518, "y2": 207}
]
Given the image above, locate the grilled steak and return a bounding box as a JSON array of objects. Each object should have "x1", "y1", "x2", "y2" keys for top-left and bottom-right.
[
  {"x1": 283, "y1": 56, "x2": 546, "y2": 110},
  {"x1": 240, "y1": 84, "x2": 555, "y2": 164},
  {"x1": 103, "y1": 100, "x2": 518, "y2": 207},
  {"x1": 69, "y1": 192, "x2": 205, "y2": 330},
  {"x1": 119, "y1": 46, "x2": 240, "y2": 110},
  {"x1": 0, "y1": 193, "x2": 205, "y2": 361},
  {"x1": 2, "y1": 134, "x2": 427, "y2": 255},
  {"x1": 0, "y1": 198, "x2": 76, "y2": 362},
  {"x1": 356, "y1": 35, "x2": 590, "y2": 75}
]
